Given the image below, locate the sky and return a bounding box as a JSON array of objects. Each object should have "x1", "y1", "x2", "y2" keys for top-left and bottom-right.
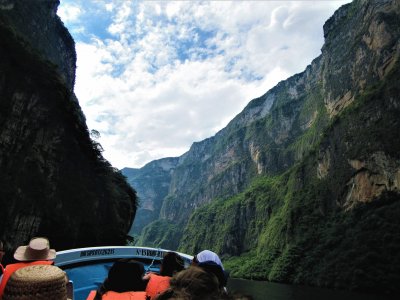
[{"x1": 57, "y1": 0, "x2": 351, "y2": 169}]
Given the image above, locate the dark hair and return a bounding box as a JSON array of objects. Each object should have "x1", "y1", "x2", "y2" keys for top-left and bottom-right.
[
  {"x1": 198, "y1": 260, "x2": 227, "y2": 288},
  {"x1": 94, "y1": 259, "x2": 146, "y2": 299},
  {"x1": 160, "y1": 252, "x2": 184, "y2": 277},
  {"x1": 156, "y1": 266, "x2": 221, "y2": 300}
]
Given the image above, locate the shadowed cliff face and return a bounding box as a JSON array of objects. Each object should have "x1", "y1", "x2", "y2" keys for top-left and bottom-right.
[
  {"x1": 0, "y1": 0, "x2": 137, "y2": 254},
  {"x1": 128, "y1": 0, "x2": 400, "y2": 293},
  {"x1": 0, "y1": 0, "x2": 75, "y2": 91}
]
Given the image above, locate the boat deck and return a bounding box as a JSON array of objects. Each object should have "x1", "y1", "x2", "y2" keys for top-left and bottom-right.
[{"x1": 55, "y1": 246, "x2": 193, "y2": 300}]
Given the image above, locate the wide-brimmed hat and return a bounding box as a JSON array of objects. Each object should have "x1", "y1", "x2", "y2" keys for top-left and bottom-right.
[
  {"x1": 3, "y1": 264, "x2": 71, "y2": 300},
  {"x1": 14, "y1": 237, "x2": 56, "y2": 261}
]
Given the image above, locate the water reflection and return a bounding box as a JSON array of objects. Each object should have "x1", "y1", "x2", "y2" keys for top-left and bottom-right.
[{"x1": 227, "y1": 278, "x2": 392, "y2": 300}]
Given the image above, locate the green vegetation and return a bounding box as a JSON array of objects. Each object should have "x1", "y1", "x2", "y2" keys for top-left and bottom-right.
[
  {"x1": 183, "y1": 170, "x2": 400, "y2": 293},
  {"x1": 179, "y1": 59, "x2": 400, "y2": 294},
  {"x1": 137, "y1": 219, "x2": 183, "y2": 250}
]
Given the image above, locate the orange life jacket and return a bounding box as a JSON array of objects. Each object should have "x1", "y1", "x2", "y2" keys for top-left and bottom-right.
[
  {"x1": 0, "y1": 260, "x2": 53, "y2": 298},
  {"x1": 86, "y1": 290, "x2": 147, "y2": 300},
  {"x1": 145, "y1": 274, "x2": 171, "y2": 300}
]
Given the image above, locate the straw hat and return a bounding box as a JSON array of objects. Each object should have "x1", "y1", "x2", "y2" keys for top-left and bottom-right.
[
  {"x1": 3, "y1": 265, "x2": 71, "y2": 300},
  {"x1": 14, "y1": 237, "x2": 56, "y2": 261}
]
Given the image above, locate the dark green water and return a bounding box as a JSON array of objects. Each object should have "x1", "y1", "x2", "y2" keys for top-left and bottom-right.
[{"x1": 227, "y1": 279, "x2": 393, "y2": 300}]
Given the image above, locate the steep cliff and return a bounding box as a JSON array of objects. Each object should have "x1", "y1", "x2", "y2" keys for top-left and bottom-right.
[
  {"x1": 121, "y1": 157, "x2": 179, "y2": 237},
  {"x1": 129, "y1": 0, "x2": 400, "y2": 293},
  {"x1": 0, "y1": 0, "x2": 137, "y2": 254}
]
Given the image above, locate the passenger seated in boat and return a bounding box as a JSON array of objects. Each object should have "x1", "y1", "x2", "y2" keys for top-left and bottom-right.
[
  {"x1": 144, "y1": 251, "x2": 184, "y2": 300},
  {"x1": 87, "y1": 259, "x2": 147, "y2": 300},
  {"x1": 192, "y1": 250, "x2": 228, "y2": 289},
  {"x1": 0, "y1": 237, "x2": 56, "y2": 298},
  {"x1": 155, "y1": 266, "x2": 221, "y2": 300}
]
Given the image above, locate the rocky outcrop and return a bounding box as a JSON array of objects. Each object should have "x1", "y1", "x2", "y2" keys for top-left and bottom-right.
[
  {"x1": 0, "y1": 0, "x2": 137, "y2": 255},
  {"x1": 321, "y1": 0, "x2": 400, "y2": 117},
  {"x1": 344, "y1": 152, "x2": 400, "y2": 210}
]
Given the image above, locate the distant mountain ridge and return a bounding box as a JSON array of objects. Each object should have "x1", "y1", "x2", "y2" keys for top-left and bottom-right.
[
  {"x1": 124, "y1": 0, "x2": 400, "y2": 293},
  {"x1": 122, "y1": 157, "x2": 179, "y2": 237}
]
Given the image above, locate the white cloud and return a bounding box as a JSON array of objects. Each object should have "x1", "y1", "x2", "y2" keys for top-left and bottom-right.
[
  {"x1": 61, "y1": 0, "x2": 351, "y2": 169},
  {"x1": 105, "y1": 3, "x2": 113, "y2": 12},
  {"x1": 57, "y1": 3, "x2": 82, "y2": 23}
]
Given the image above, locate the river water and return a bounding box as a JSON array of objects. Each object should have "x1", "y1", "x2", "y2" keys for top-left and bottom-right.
[{"x1": 227, "y1": 278, "x2": 392, "y2": 300}]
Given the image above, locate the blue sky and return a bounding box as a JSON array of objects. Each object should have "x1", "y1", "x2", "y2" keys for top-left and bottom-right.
[{"x1": 57, "y1": 0, "x2": 351, "y2": 169}]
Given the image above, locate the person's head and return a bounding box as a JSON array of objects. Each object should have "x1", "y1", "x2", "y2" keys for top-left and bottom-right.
[
  {"x1": 13, "y1": 237, "x2": 56, "y2": 261},
  {"x1": 197, "y1": 260, "x2": 227, "y2": 289},
  {"x1": 192, "y1": 249, "x2": 228, "y2": 288},
  {"x1": 160, "y1": 252, "x2": 184, "y2": 277},
  {"x1": 192, "y1": 250, "x2": 224, "y2": 270},
  {"x1": 157, "y1": 266, "x2": 221, "y2": 300},
  {"x1": 102, "y1": 259, "x2": 146, "y2": 293},
  {"x1": 3, "y1": 264, "x2": 71, "y2": 300}
]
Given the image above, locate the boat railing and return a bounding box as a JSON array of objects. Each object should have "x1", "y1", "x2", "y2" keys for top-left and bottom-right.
[{"x1": 55, "y1": 246, "x2": 193, "y2": 268}]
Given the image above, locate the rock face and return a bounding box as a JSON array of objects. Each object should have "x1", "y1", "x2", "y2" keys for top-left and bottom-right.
[
  {"x1": 126, "y1": 0, "x2": 400, "y2": 293},
  {"x1": 345, "y1": 152, "x2": 400, "y2": 210},
  {"x1": 0, "y1": 0, "x2": 137, "y2": 255},
  {"x1": 121, "y1": 157, "x2": 179, "y2": 236},
  {"x1": 0, "y1": 0, "x2": 76, "y2": 91}
]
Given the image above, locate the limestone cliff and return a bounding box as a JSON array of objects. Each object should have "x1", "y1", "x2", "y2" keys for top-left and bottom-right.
[
  {"x1": 0, "y1": 0, "x2": 137, "y2": 255},
  {"x1": 128, "y1": 0, "x2": 400, "y2": 293}
]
